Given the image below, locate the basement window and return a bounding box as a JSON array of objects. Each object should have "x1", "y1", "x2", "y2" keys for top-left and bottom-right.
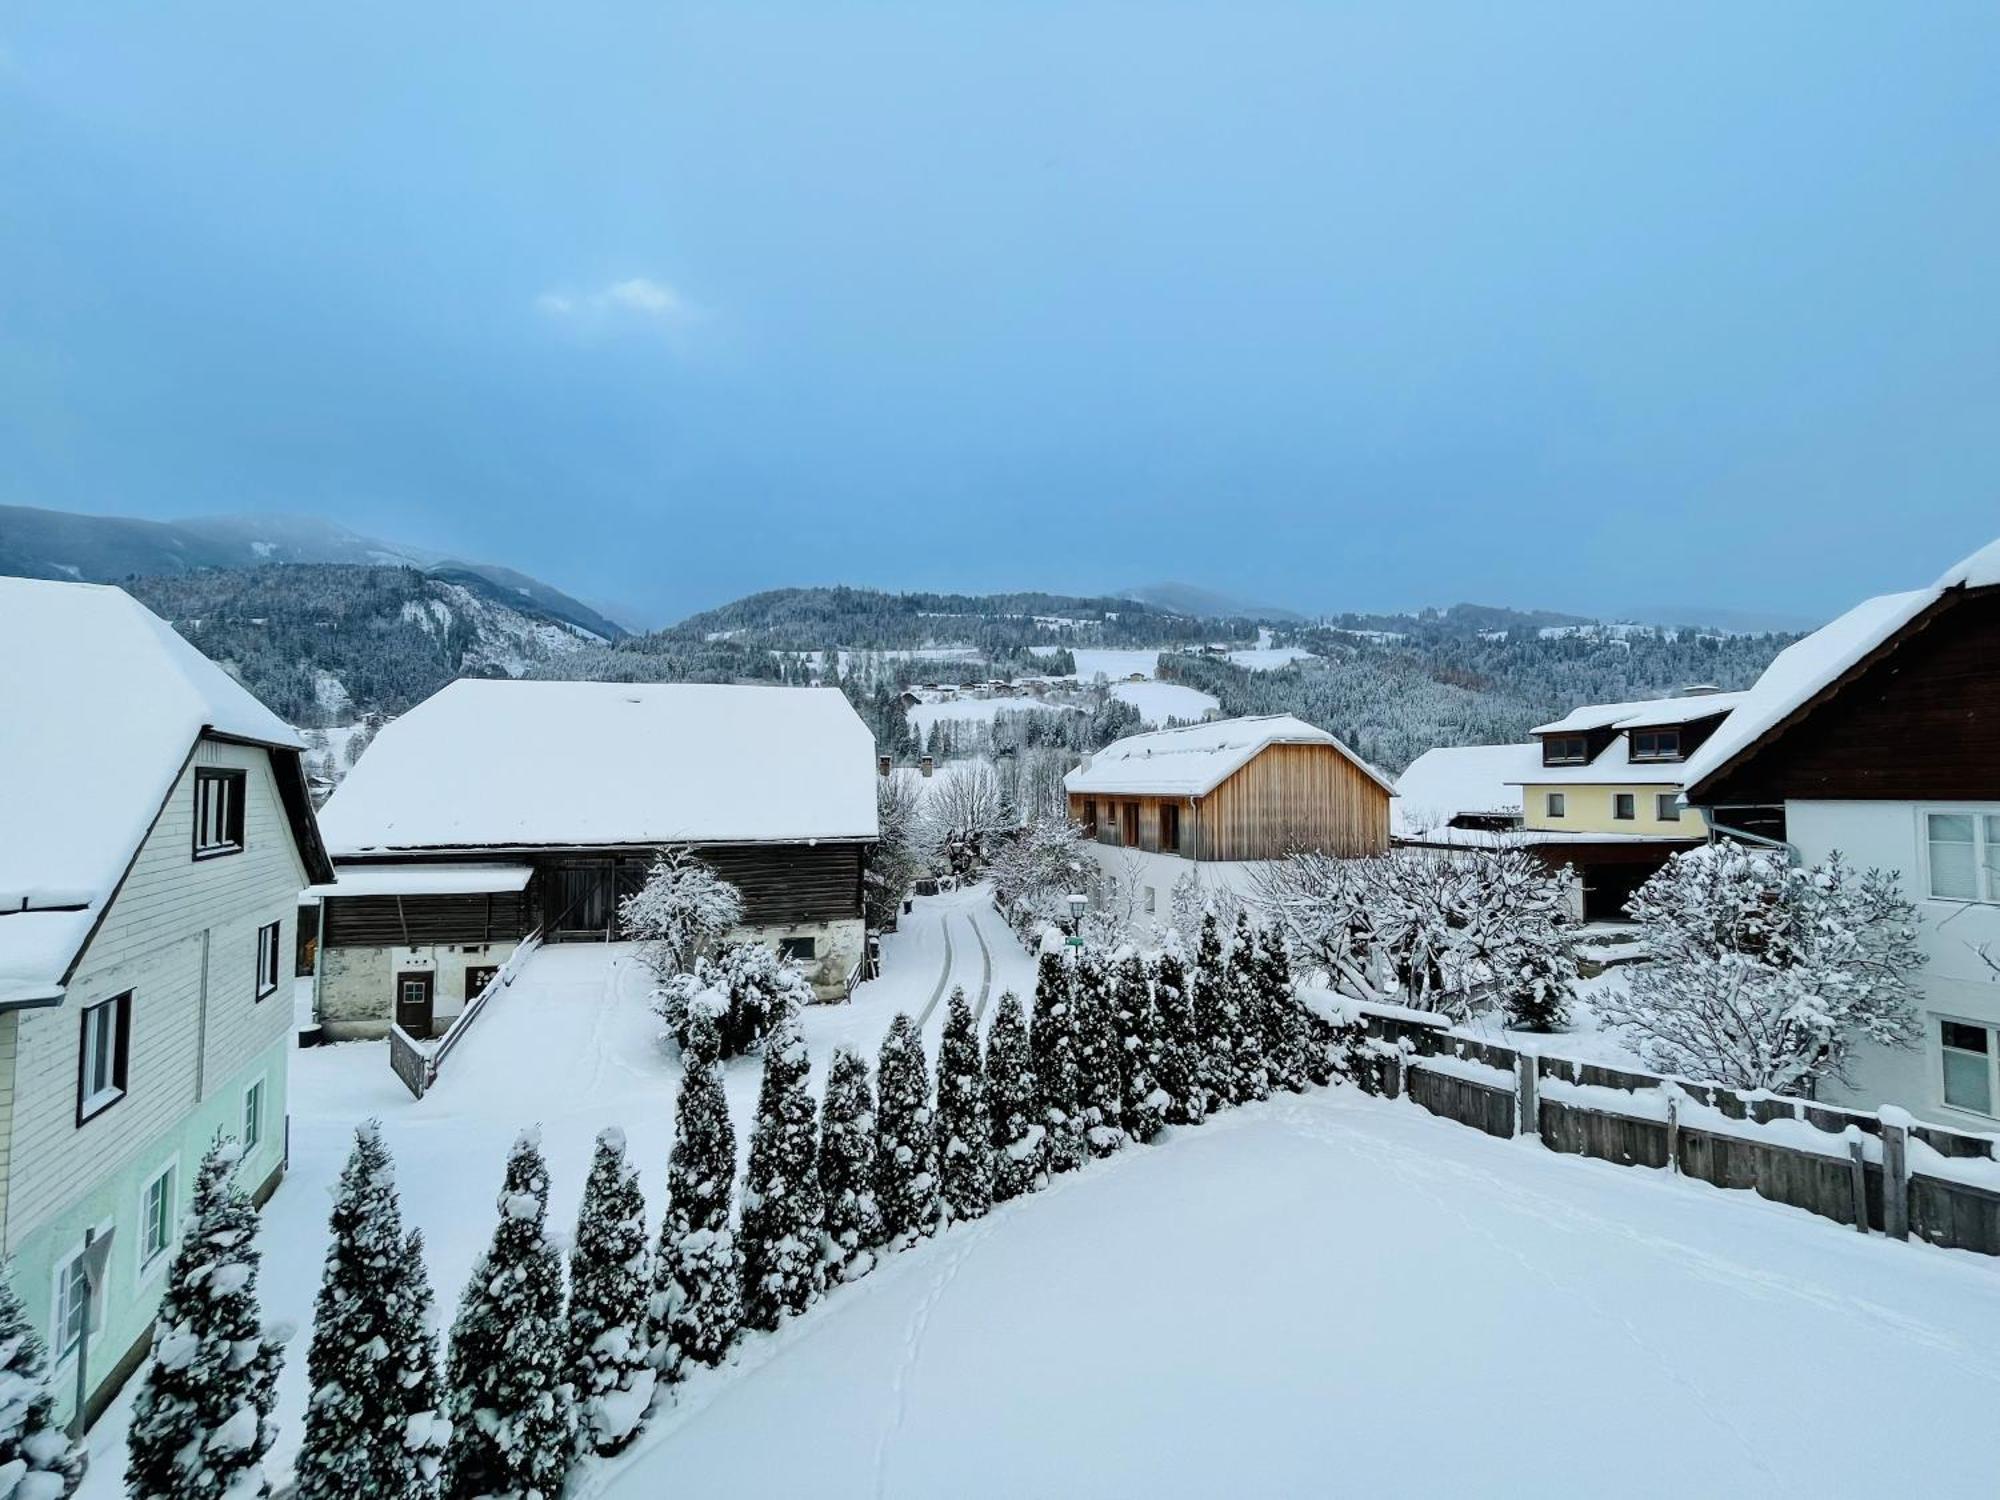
[{"x1": 779, "y1": 937, "x2": 818, "y2": 963}]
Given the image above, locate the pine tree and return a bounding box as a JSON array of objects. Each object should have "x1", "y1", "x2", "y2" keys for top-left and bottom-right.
[
  {"x1": 1028, "y1": 949, "x2": 1071, "y2": 1091},
  {"x1": 816, "y1": 1047, "x2": 883, "y2": 1285},
  {"x1": 874, "y1": 1014, "x2": 940, "y2": 1248},
  {"x1": 1190, "y1": 913, "x2": 1236, "y2": 1115},
  {"x1": 1150, "y1": 947, "x2": 1205, "y2": 1126},
  {"x1": 127, "y1": 1137, "x2": 285, "y2": 1500},
  {"x1": 567, "y1": 1129, "x2": 654, "y2": 1456},
  {"x1": 935, "y1": 990, "x2": 993, "y2": 1223},
  {"x1": 1071, "y1": 949, "x2": 1125, "y2": 1155},
  {"x1": 1256, "y1": 925, "x2": 1311, "y2": 1093},
  {"x1": 297, "y1": 1124, "x2": 447, "y2": 1500},
  {"x1": 442, "y1": 1131, "x2": 574, "y2": 1500},
  {"x1": 0, "y1": 1270, "x2": 82, "y2": 1500},
  {"x1": 984, "y1": 992, "x2": 1045, "y2": 1200},
  {"x1": 650, "y1": 1011, "x2": 742, "y2": 1377},
  {"x1": 1227, "y1": 913, "x2": 1270, "y2": 1104},
  {"x1": 1031, "y1": 982, "x2": 1087, "y2": 1175},
  {"x1": 739, "y1": 1017, "x2": 824, "y2": 1333},
  {"x1": 1113, "y1": 953, "x2": 1167, "y2": 1143}
]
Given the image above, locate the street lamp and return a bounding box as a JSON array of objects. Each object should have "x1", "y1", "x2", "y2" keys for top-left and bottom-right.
[{"x1": 1065, "y1": 892, "x2": 1087, "y2": 949}]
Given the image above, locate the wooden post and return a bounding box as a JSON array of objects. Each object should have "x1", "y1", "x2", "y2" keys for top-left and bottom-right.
[
  {"x1": 1664, "y1": 1091, "x2": 1680, "y2": 1174},
  {"x1": 1881, "y1": 1117, "x2": 1910, "y2": 1242},
  {"x1": 1517, "y1": 1054, "x2": 1538, "y2": 1143},
  {"x1": 1846, "y1": 1135, "x2": 1870, "y2": 1233}
]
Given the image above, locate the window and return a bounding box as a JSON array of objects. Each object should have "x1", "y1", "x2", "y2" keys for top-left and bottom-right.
[
  {"x1": 1544, "y1": 736, "x2": 1588, "y2": 766},
  {"x1": 1143, "y1": 886, "x2": 1157, "y2": 915},
  {"x1": 1941, "y1": 1020, "x2": 1996, "y2": 1116},
  {"x1": 1630, "y1": 729, "x2": 1683, "y2": 762},
  {"x1": 53, "y1": 1249, "x2": 90, "y2": 1359},
  {"x1": 1546, "y1": 793, "x2": 1566, "y2": 818},
  {"x1": 254, "y1": 920, "x2": 281, "y2": 1000},
  {"x1": 140, "y1": 1166, "x2": 176, "y2": 1273},
  {"x1": 76, "y1": 992, "x2": 130, "y2": 1124},
  {"x1": 1613, "y1": 793, "x2": 1637, "y2": 821},
  {"x1": 242, "y1": 1078, "x2": 264, "y2": 1153},
  {"x1": 1656, "y1": 793, "x2": 1681, "y2": 822},
  {"x1": 1122, "y1": 803, "x2": 1140, "y2": 847},
  {"x1": 778, "y1": 936, "x2": 817, "y2": 963},
  {"x1": 1926, "y1": 812, "x2": 2000, "y2": 902},
  {"x1": 193, "y1": 768, "x2": 246, "y2": 858},
  {"x1": 1159, "y1": 802, "x2": 1180, "y2": 853}
]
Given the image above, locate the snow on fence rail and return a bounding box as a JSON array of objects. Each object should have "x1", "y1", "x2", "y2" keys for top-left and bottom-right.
[
  {"x1": 1331, "y1": 1001, "x2": 2000, "y2": 1257},
  {"x1": 389, "y1": 930, "x2": 544, "y2": 1100}
]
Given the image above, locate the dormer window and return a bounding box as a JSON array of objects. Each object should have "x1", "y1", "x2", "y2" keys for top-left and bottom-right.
[
  {"x1": 193, "y1": 768, "x2": 246, "y2": 859},
  {"x1": 1630, "y1": 729, "x2": 1683, "y2": 763},
  {"x1": 1543, "y1": 736, "x2": 1588, "y2": 766}
]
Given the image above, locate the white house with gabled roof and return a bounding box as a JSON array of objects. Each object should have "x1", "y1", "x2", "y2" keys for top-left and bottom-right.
[{"x1": 0, "y1": 578, "x2": 332, "y2": 1428}]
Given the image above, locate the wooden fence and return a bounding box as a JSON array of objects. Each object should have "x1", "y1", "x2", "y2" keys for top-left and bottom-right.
[
  {"x1": 389, "y1": 930, "x2": 544, "y2": 1100},
  {"x1": 1337, "y1": 1004, "x2": 2000, "y2": 1259}
]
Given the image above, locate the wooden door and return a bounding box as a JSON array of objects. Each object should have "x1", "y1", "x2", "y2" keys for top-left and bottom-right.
[
  {"x1": 395, "y1": 971, "x2": 435, "y2": 1038},
  {"x1": 464, "y1": 965, "x2": 499, "y2": 1004},
  {"x1": 1121, "y1": 802, "x2": 1140, "y2": 847}
]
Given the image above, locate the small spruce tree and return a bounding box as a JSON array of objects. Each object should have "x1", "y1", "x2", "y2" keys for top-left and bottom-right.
[
  {"x1": 817, "y1": 1047, "x2": 883, "y2": 1284},
  {"x1": 1071, "y1": 949, "x2": 1125, "y2": 1155},
  {"x1": 1113, "y1": 952, "x2": 1167, "y2": 1143},
  {"x1": 127, "y1": 1137, "x2": 285, "y2": 1500},
  {"x1": 1032, "y1": 983, "x2": 1087, "y2": 1175},
  {"x1": 567, "y1": 1129, "x2": 654, "y2": 1456},
  {"x1": 1150, "y1": 946, "x2": 1205, "y2": 1126},
  {"x1": 650, "y1": 1011, "x2": 742, "y2": 1377},
  {"x1": 0, "y1": 1270, "x2": 82, "y2": 1500},
  {"x1": 442, "y1": 1131, "x2": 574, "y2": 1500},
  {"x1": 1226, "y1": 913, "x2": 1271, "y2": 1104},
  {"x1": 985, "y1": 992, "x2": 1045, "y2": 1200},
  {"x1": 1027, "y1": 950, "x2": 1070, "y2": 1092},
  {"x1": 1190, "y1": 913, "x2": 1237, "y2": 1115},
  {"x1": 935, "y1": 990, "x2": 993, "y2": 1223},
  {"x1": 1257, "y1": 925, "x2": 1312, "y2": 1093},
  {"x1": 874, "y1": 1014, "x2": 941, "y2": 1248},
  {"x1": 297, "y1": 1124, "x2": 447, "y2": 1500},
  {"x1": 739, "y1": 1016, "x2": 825, "y2": 1333}
]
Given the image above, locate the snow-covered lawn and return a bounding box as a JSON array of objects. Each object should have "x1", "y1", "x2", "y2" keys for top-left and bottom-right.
[
  {"x1": 1039, "y1": 647, "x2": 1165, "y2": 682},
  {"x1": 1226, "y1": 645, "x2": 1316, "y2": 671},
  {"x1": 1110, "y1": 679, "x2": 1219, "y2": 726}
]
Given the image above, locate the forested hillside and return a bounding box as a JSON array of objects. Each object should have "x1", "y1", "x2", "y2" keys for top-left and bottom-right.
[{"x1": 674, "y1": 586, "x2": 1235, "y2": 651}]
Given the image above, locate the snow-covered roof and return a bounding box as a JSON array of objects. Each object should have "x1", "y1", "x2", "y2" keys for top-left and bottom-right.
[
  {"x1": 317, "y1": 680, "x2": 879, "y2": 854},
  {"x1": 1531, "y1": 691, "x2": 1747, "y2": 737},
  {"x1": 0, "y1": 579, "x2": 306, "y2": 1006},
  {"x1": 307, "y1": 863, "x2": 536, "y2": 898},
  {"x1": 1063, "y1": 714, "x2": 1395, "y2": 798},
  {"x1": 1392, "y1": 744, "x2": 1539, "y2": 834}
]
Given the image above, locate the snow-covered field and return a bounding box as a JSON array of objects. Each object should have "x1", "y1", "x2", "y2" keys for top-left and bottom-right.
[
  {"x1": 904, "y1": 697, "x2": 1080, "y2": 739},
  {"x1": 1110, "y1": 679, "x2": 1219, "y2": 726},
  {"x1": 1225, "y1": 646, "x2": 1316, "y2": 671},
  {"x1": 1035, "y1": 647, "x2": 1165, "y2": 681}
]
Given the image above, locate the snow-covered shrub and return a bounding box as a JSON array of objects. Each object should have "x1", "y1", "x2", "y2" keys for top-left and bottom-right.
[
  {"x1": 442, "y1": 1130, "x2": 574, "y2": 1500},
  {"x1": 874, "y1": 1015, "x2": 941, "y2": 1249},
  {"x1": 1028, "y1": 961, "x2": 1085, "y2": 1175},
  {"x1": 1189, "y1": 913, "x2": 1237, "y2": 1115},
  {"x1": 1255, "y1": 925, "x2": 1312, "y2": 1093},
  {"x1": 127, "y1": 1137, "x2": 286, "y2": 1500},
  {"x1": 1149, "y1": 945, "x2": 1205, "y2": 1126},
  {"x1": 655, "y1": 941, "x2": 814, "y2": 1061},
  {"x1": 1113, "y1": 952, "x2": 1167, "y2": 1143},
  {"x1": 650, "y1": 1012, "x2": 742, "y2": 1376},
  {"x1": 920, "y1": 761, "x2": 1014, "y2": 878},
  {"x1": 935, "y1": 990, "x2": 993, "y2": 1224},
  {"x1": 1225, "y1": 914, "x2": 1271, "y2": 1104},
  {"x1": 297, "y1": 1124, "x2": 446, "y2": 1500},
  {"x1": 567, "y1": 1129, "x2": 654, "y2": 1456},
  {"x1": 984, "y1": 992, "x2": 1045, "y2": 1201},
  {"x1": 1169, "y1": 870, "x2": 1244, "y2": 948},
  {"x1": 988, "y1": 815, "x2": 1089, "y2": 938},
  {"x1": 1603, "y1": 844, "x2": 1924, "y2": 1094},
  {"x1": 1071, "y1": 948, "x2": 1125, "y2": 1156},
  {"x1": 620, "y1": 847, "x2": 743, "y2": 982},
  {"x1": 0, "y1": 1268, "x2": 82, "y2": 1500},
  {"x1": 816, "y1": 1047, "x2": 882, "y2": 1285},
  {"x1": 739, "y1": 1017, "x2": 825, "y2": 1333}
]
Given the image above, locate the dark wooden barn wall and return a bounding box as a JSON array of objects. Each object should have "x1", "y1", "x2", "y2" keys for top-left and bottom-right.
[{"x1": 322, "y1": 891, "x2": 531, "y2": 948}]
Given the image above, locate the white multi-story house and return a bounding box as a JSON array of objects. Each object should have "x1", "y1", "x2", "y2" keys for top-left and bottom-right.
[
  {"x1": 0, "y1": 579, "x2": 332, "y2": 1427},
  {"x1": 1683, "y1": 536, "x2": 2000, "y2": 1127}
]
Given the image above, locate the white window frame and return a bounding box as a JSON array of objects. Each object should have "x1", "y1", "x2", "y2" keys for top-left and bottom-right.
[
  {"x1": 242, "y1": 1077, "x2": 265, "y2": 1154},
  {"x1": 77, "y1": 992, "x2": 129, "y2": 1124},
  {"x1": 138, "y1": 1163, "x2": 177, "y2": 1279},
  {"x1": 254, "y1": 920, "x2": 281, "y2": 1001},
  {"x1": 1938, "y1": 1015, "x2": 1999, "y2": 1120},
  {"x1": 1919, "y1": 807, "x2": 2000, "y2": 905}
]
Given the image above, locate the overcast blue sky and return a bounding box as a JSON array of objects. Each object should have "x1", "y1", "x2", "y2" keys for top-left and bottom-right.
[{"x1": 2, "y1": 3, "x2": 1996, "y2": 625}]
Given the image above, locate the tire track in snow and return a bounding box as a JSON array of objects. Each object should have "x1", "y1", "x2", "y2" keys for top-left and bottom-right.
[
  {"x1": 967, "y1": 913, "x2": 994, "y2": 1024},
  {"x1": 917, "y1": 916, "x2": 955, "y2": 1027}
]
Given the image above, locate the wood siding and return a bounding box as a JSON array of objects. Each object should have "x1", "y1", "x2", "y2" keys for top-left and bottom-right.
[
  {"x1": 1069, "y1": 741, "x2": 1389, "y2": 863},
  {"x1": 702, "y1": 844, "x2": 865, "y2": 926},
  {"x1": 322, "y1": 891, "x2": 532, "y2": 949}
]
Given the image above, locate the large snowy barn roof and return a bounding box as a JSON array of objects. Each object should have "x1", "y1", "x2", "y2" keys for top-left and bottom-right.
[
  {"x1": 0, "y1": 579, "x2": 312, "y2": 1006},
  {"x1": 1392, "y1": 743, "x2": 1539, "y2": 834},
  {"x1": 1063, "y1": 714, "x2": 1395, "y2": 798},
  {"x1": 317, "y1": 680, "x2": 880, "y2": 855}
]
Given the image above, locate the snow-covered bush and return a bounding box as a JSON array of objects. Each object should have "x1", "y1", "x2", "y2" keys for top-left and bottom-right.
[
  {"x1": 1255, "y1": 925, "x2": 1313, "y2": 1093},
  {"x1": 1071, "y1": 947, "x2": 1125, "y2": 1156},
  {"x1": 655, "y1": 941, "x2": 814, "y2": 1061},
  {"x1": 442, "y1": 1130, "x2": 574, "y2": 1500},
  {"x1": 984, "y1": 992, "x2": 1045, "y2": 1200},
  {"x1": 127, "y1": 1137, "x2": 286, "y2": 1500},
  {"x1": 567, "y1": 1129, "x2": 654, "y2": 1456},
  {"x1": 920, "y1": 761, "x2": 1013, "y2": 878},
  {"x1": 935, "y1": 991, "x2": 993, "y2": 1224},
  {"x1": 816, "y1": 1047, "x2": 883, "y2": 1285},
  {"x1": 1112, "y1": 952, "x2": 1166, "y2": 1143},
  {"x1": 988, "y1": 815, "x2": 1089, "y2": 938},
  {"x1": 1028, "y1": 960, "x2": 1086, "y2": 1175},
  {"x1": 297, "y1": 1124, "x2": 446, "y2": 1500},
  {"x1": 739, "y1": 1018, "x2": 824, "y2": 1332},
  {"x1": 1150, "y1": 945, "x2": 1206, "y2": 1126},
  {"x1": 650, "y1": 1012, "x2": 742, "y2": 1376},
  {"x1": 874, "y1": 1015, "x2": 941, "y2": 1249},
  {"x1": 0, "y1": 1269, "x2": 82, "y2": 1500},
  {"x1": 1169, "y1": 870, "x2": 1245, "y2": 947},
  {"x1": 1225, "y1": 914, "x2": 1271, "y2": 1104},
  {"x1": 621, "y1": 847, "x2": 743, "y2": 982},
  {"x1": 1603, "y1": 844, "x2": 1924, "y2": 1094}
]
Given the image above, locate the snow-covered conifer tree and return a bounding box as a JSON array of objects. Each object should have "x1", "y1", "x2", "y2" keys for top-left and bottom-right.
[
  {"x1": 1149, "y1": 945, "x2": 1205, "y2": 1126},
  {"x1": 566, "y1": 1129, "x2": 654, "y2": 1456},
  {"x1": 874, "y1": 1014, "x2": 941, "y2": 1248},
  {"x1": 620, "y1": 846, "x2": 743, "y2": 981},
  {"x1": 739, "y1": 1017, "x2": 824, "y2": 1332},
  {"x1": 935, "y1": 990, "x2": 993, "y2": 1222},
  {"x1": 1190, "y1": 913, "x2": 1236, "y2": 1114},
  {"x1": 0, "y1": 1270, "x2": 82, "y2": 1500},
  {"x1": 984, "y1": 991, "x2": 1044, "y2": 1200},
  {"x1": 127, "y1": 1137, "x2": 286, "y2": 1500},
  {"x1": 1027, "y1": 949, "x2": 1069, "y2": 1088},
  {"x1": 1070, "y1": 947, "x2": 1125, "y2": 1155},
  {"x1": 1226, "y1": 913, "x2": 1270, "y2": 1104},
  {"x1": 1256, "y1": 925, "x2": 1311, "y2": 1093},
  {"x1": 442, "y1": 1131, "x2": 573, "y2": 1500},
  {"x1": 1031, "y1": 982, "x2": 1086, "y2": 1175},
  {"x1": 1113, "y1": 952, "x2": 1167, "y2": 1143},
  {"x1": 297, "y1": 1124, "x2": 447, "y2": 1500},
  {"x1": 816, "y1": 1047, "x2": 882, "y2": 1285},
  {"x1": 650, "y1": 1012, "x2": 741, "y2": 1377}
]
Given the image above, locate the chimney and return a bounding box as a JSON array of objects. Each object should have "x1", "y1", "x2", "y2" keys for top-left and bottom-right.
[
  {"x1": 920, "y1": 755, "x2": 935, "y2": 778},
  {"x1": 878, "y1": 754, "x2": 892, "y2": 778},
  {"x1": 1079, "y1": 753, "x2": 1093, "y2": 774}
]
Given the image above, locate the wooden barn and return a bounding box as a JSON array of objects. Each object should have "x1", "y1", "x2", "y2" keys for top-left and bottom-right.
[{"x1": 309, "y1": 680, "x2": 878, "y2": 1038}]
